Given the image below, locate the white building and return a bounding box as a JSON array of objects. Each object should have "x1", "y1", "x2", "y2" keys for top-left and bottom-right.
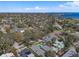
[
  {"x1": 51, "y1": 40, "x2": 64, "y2": 53},
  {"x1": 13, "y1": 41, "x2": 24, "y2": 49},
  {"x1": 1, "y1": 53, "x2": 15, "y2": 57}
]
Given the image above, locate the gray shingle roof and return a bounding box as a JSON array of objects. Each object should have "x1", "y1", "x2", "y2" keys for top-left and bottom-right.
[
  {"x1": 31, "y1": 45, "x2": 45, "y2": 56},
  {"x1": 62, "y1": 48, "x2": 77, "y2": 57},
  {"x1": 40, "y1": 46, "x2": 51, "y2": 51},
  {"x1": 42, "y1": 34, "x2": 54, "y2": 42}
]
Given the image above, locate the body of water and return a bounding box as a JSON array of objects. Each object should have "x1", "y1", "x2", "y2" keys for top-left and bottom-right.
[{"x1": 50, "y1": 12, "x2": 79, "y2": 19}]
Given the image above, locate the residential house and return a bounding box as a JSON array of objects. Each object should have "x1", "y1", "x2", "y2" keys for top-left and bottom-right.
[
  {"x1": 71, "y1": 32, "x2": 79, "y2": 41},
  {"x1": 42, "y1": 33, "x2": 56, "y2": 42},
  {"x1": 27, "y1": 53, "x2": 35, "y2": 57},
  {"x1": 18, "y1": 48, "x2": 34, "y2": 57},
  {"x1": 0, "y1": 24, "x2": 6, "y2": 33},
  {"x1": 57, "y1": 48, "x2": 65, "y2": 57},
  {"x1": 73, "y1": 23, "x2": 79, "y2": 31},
  {"x1": 62, "y1": 47, "x2": 77, "y2": 57},
  {"x1": 12, "y1": 41, "x2": 34, "y2": 57},
  {"x1": 0, "y1": 53, "x2": 15, "y2": 57},
  {"x1": 15, "y1": 28, "x2": 25, "y2": 33},
  {"x1": 50, "y1": 40, "x2": 64, "y2": 53},
  {"x1": 30, "y1": 45, "x2": 45, "y2": 57},
  {"x1": 40, "y1": 46, "x2": 51, "y2": 52},
  {"x1": 74, "y1": 41, "x2": 79, "y2": 48},
  {"x1": 53, "y1": 23, "x2": 62, "y2": 29},
  {"x1": 13, "y1": 41, "x2": 24, "y2": 50},
  {"x1": 15, "y1": 44, "x2": 35, "y2": 57},
  {"x1": 2, "y1": 18, "x2": 13, "y2": 25},
  {"x1": 13, "y1": 27, "x2": 25, "y2": 33}
]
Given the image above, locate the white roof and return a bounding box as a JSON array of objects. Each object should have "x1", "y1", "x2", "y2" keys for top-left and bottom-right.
[
  {"x1": 54, "y1": 24, "x2": 62, "y2": 29},
  {"x1": 72, "y1": 32, "x2": 79, "y2": 38},
  {"x1": 77, "y1": 23, "x2": 79, "y2": 25},
  {"x1": 20, "y1": 30, "x2": 25, "y2": 33},
  {"x1": 53, "y1": 40, "x2": 64, "y2": 49},
  {"x1": 51, "y1": 40, "x2": 64, "y2": 53},
  {"x1": 1, "y1": 53, "x2": 15, "y2": 57},
  {"x1": 13, "y1": 42, "x2": 24, "y2": 49},
  {"x1": 27, "y1": 53, "x2": 35, "y2": 57},
  {"x1": 51, "y1": 47, "x2": 59, "y2": 53}
]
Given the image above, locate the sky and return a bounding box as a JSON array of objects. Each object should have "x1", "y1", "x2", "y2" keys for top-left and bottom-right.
[{"x1": 0, "y1": 1, "x2": 79, "y2": 12}]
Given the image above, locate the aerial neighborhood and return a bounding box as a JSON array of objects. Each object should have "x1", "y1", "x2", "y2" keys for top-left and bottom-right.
[{"x1": 0, "y1": 13, "x2": 79, "y2": 57}]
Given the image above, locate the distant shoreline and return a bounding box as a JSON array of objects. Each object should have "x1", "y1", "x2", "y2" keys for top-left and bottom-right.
[{"x1": 0, "y1": 12, "x2": 79, "y2": 19}]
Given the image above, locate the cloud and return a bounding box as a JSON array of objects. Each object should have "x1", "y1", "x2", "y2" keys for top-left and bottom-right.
[
  {"x1": 25, "y1": 6, "x2": 48, "y2": 11},
  {"x1": 65, "y1": 1, "x2": 79, "y2": 7},
  {"x1": 24, "y1": 1, "x2": 79, "y2": 12},
  {"x1": 35, "y1": 6, "x2": 41, "y2": 10},
  {"x1": 25, "y1": 8, "x2": 31, "y2": 10},
  {"x1": 52, "y1": 1, "x2": 79, "y2": 12}
]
